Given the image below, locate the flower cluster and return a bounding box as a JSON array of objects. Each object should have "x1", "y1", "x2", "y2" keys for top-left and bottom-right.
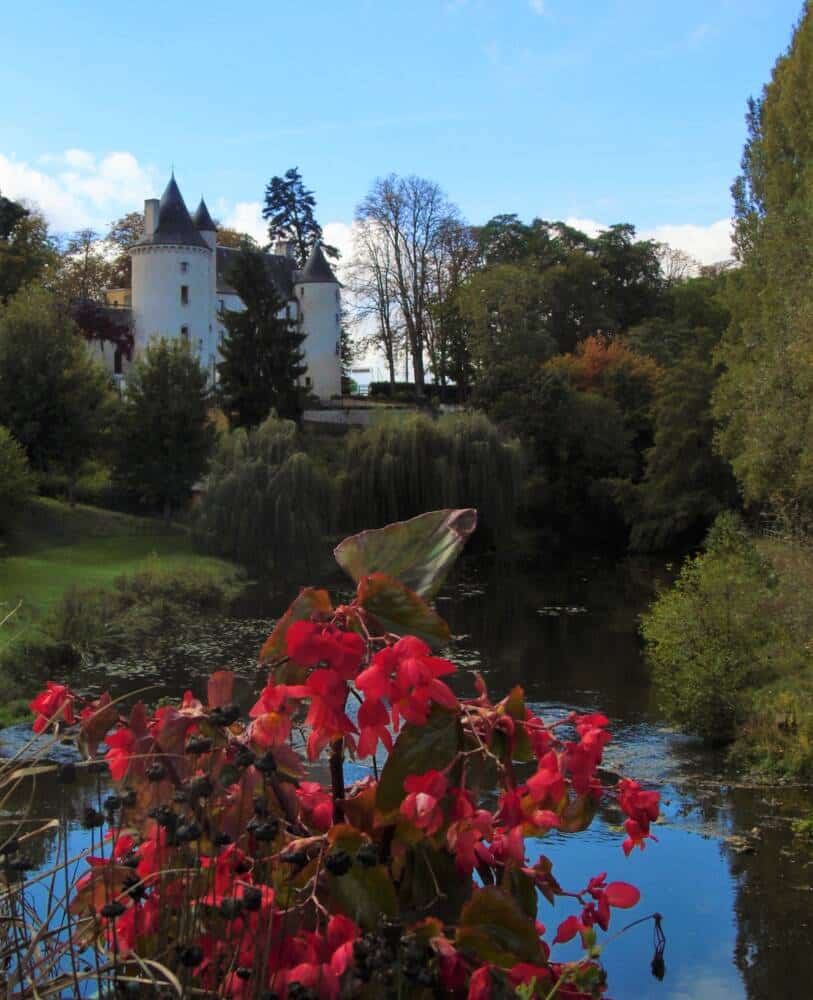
[{"x1": 25, "y1": 563, "x2": 661, "y2": 999}]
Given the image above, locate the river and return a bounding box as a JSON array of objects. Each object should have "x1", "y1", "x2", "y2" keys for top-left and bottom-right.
[{"x1": 3, "y1": 554, "x2": 812, "y2": 998}]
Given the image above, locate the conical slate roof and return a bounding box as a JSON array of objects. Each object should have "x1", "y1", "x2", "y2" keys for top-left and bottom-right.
[
  {"x1": 193, "y1": 197, "x2": 216, "y2": 232},
  {"x1": 136, "y1": 175, "x2": 208, "y2": 249},
  {"x1": 297, "y1": 242, "x2": 338, "y2": 284}
]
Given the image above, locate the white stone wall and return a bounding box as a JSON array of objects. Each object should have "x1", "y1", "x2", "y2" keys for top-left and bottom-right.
[
  {"x1": 295, "y1": 281, "x2": 342, "y2": 399},
  {"x1": 131, "y1": 244, "x2": 215, "y2": 371}
]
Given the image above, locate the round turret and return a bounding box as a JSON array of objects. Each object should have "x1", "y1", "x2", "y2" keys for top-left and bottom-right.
[{"x1": 294, "y1": 244, "x2": 342, "y2": 399}]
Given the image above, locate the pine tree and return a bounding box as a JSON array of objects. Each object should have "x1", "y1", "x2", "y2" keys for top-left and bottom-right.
[
  {"x1": 262, "y1": 167, "x2": 337, "y2": 267},
  {"x1": 114, "y1": 338, "x2": 215, "y2": 518},
  {"x1": 217, "y1": 246, "x2": 308, "y2": 425}
]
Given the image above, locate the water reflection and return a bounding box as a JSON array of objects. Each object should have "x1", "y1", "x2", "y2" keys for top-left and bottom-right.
[{"x1": 3, "y1": 555, "x2": 811, "y2": 998}]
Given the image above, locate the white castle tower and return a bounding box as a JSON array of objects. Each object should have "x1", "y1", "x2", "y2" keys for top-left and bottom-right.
[
  {"x1": 294, "y1": 243, "x2": 342, "y2": 400},
  {"x1": 122, "y1": 173, "x2": 342, "y2": 399}
]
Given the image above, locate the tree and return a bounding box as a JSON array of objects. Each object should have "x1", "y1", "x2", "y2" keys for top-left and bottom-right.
[
  {"x1": 0, "y1": 425, "x2": 33, "y2": 535},
  {"x1": 356, "y1": 175, "x2": 462, "y2": 391},
  {"x1": 114, "y1": 338, "x2": 215, "y2": 517},
  {"x1": 0, "y1": 287, "x2": 115, "y2": 494},
  {"x1": 215, "y1": 227, "x2": 258, "y2": 250},
  {"x1": 262, "y1": 167, "x2": 336, "y2": 267},
  {"x1": 217, "y1": 245, "x2": 308, "y2": 426},
  {"x1": 714, "y1": 6, "x2": 813, "y2": 514},
  {"x1": 0, "y1": 193, "x2": 56, "y2": 302},
  {"x1": 106, "y1": 211, "x2": 143, "y2": 287},
  {"x1": 55, "y1": 228, "x2": 114, "y2": 303},
  {"x1": 347, "y1": 215, "x2": 404, "y2": 384}
]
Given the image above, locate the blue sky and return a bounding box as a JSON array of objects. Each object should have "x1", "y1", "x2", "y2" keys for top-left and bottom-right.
[{"x1": 0, "y1": 0, "x2": 803, "y2": 262}]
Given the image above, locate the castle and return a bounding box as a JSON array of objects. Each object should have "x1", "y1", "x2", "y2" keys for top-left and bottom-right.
[{"x1": 101, "y1": 174, "x2": 342, "y2": 400}]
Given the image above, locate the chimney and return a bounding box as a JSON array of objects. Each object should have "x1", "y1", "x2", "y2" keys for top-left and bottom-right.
[{"x1": 144, "y1": 198, "x2": 159, "y2": 239}]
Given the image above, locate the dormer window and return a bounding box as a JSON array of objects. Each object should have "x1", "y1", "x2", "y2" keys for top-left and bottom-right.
[
  {"x1": 181, "y1": 325, "x2": 189, "y2": 340},
  {"x1": 181, "y1": 285, "x2": 189, "y2": 305},
  {"x1": 180, "y1": 261, "x2": 189, "y2": 274}
]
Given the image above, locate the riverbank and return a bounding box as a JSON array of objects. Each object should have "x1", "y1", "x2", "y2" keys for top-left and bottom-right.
[{"x1": 0, "y1": 498, "x2": 244, "y2": 714}]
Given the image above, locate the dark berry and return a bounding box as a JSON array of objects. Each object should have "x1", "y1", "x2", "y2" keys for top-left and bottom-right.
[
  {"x1": 179, "y1": 944, "x2": 204, "y2": 968},
  {"x1": 185, "y1": 737, "x2": 213, "y2": 755},
  {"x1": 120, "y1": 789, "x2": 137, "y2": 808},
  {"x1": 213, "y1": 832, "x2": 233, "y2": 847},
  {"x1": 82, "y1": 808, "x2": 104, "y2": 829},
  {"x1": 234, "y1": 746, "x2": 256, "y2": 768},
  {"x1": 175, "y1": 822, "x2": 201, "y2": 844},
  {"x1": 255, "y1": 751, "x2": 277, "y2": 775},
  {"x1": 100, "y1": 900, "x2": 126, "y2": 919},
  {"x1": 242, "y1": 887, "x2": 262, "y2": 912},
  {"x1": 187, "y1": 775, "x2": 213, "y2": 799},
  {"x1": 210, "y1": 704, "x2": 240, "y2": 727},
  {"x1": 253, "y1": 794, "x2": 268, "y2": 816},
  {"x1": 236, "y1": 967, "x2": 251, "y2": 980},
  {"x1": 104, "y1": 795, "x2": 122, "y2": 812},
  {"x1": 280, "y1": 849, "x2": 307, "y2": 867},
  {"x1": 146, "y1": 762, "x2": 166, "y2": 782},
  {"x1": 355, "y1": 842, "x2": 379, "y2": 867},
  {"x1": 219, "y1": 897, "x2": 243, "y2": 920},
  {"x1": 324, "y1": 849, "x2": 352, "y2": 877}
]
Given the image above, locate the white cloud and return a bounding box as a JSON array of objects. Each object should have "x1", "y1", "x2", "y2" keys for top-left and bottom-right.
[
  {"x1": 0, "y1": 149, "x2": 157, "y2": 233},
  {"x1": 222, "y1": 202, "x2": 355, "y2": 271},
  {"x1": 564, "y1": 215, "x2": 733, "y2": 265},
  {"x1": 529, "y1": 0, "x2": 546, "y2": 14}
]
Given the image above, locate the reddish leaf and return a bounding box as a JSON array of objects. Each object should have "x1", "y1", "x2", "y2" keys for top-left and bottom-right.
[
  {"x1": 357, "y1": 573, "x2": 450, "y2": 649},
  {"x1": 259, "y1": 588, "x2": 333, "y2": 663},
  {"x1": 207, "y1": 671, "x2": 235, "y2": 709},
  {"x1": 78, "y1": 693, "x2": 117, "y2": 758},
  {"x1": 604, "y1": 881, "x2": 641, "y2": 909},
  {"x1": 553, "y1": 915, "x2": 583, "y2": 944},
  {"x1": 456, "y1": 887, "x2": 545, "y2": 968}
]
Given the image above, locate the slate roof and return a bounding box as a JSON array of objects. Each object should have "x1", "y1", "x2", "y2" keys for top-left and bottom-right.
[
  {"x1": 298, "y1": 243, "x2": 339, "y2": 284},
  {"x1": 216, "y1": 246, "x2": 298, "y2": 298},
  {"x1": 192, "y1": 197, "x2": 216, "y2": 232},
  {"x1": 135, "y1": 175, "x2": 209, "y2": 250}
]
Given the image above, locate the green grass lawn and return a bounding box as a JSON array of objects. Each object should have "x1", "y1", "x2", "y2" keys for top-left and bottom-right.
[{"x1": 0, "y1": 498, "x2": 238, "y2": 631}]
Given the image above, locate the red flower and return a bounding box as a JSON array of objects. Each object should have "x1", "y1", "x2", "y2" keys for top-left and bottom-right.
[
  {"x1": 104, "y1": 726, "x2": 136, "y2": 781},
  {"x1": 526, "y1": 751, "x2": 566, "y2": 808},
  {"x1": 401, "y1": 769, "x2": 448, "y2": 836},
  {"x1": 356, "y1": 696, "x2": 393, "y2": 758},
  {"x1": 301, "y1": 669, "x2": 357, "y2": 760},
  {"x1": 468, "y1": 965, "x2": 493, "y2": 1000},
  {"x1": 553, "y1": 914, "x2": 583, "y2": 944},
  {"x1": 618, "y1": 779, "x2": 660, "y2": 855},
  {"x1": 249, "y1": 680, "x2": 303, "y2": 747},
  {"x1": 296, "y1": 781, "x2": 333, "y2": 831},
  {"x1": 30, "y1": 682, "x2": 75, "y2": 733},
  {"x1": 286, "y1": 621, "x2": 364, "y2": 680}
]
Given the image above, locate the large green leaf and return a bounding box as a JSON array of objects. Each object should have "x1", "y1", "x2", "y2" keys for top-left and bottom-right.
[
  {"x1": 357, "y1": 573, "x2": 450, "y2": 649},
  {"x1": 401, "y1": 845, "x2": 473, "y2": 925},
  {"x1": 328, "y1": 863, "x2": 398, "y2": 930},
  {"x1": 334, "y1": 509, "x2": 478, "y2": 599},
  {"x1": 376, "y1": 706, "x2": 462, "y2": 815},
  {"x1": 456, "y1": 887, "x2": 545, "y2": 968}
]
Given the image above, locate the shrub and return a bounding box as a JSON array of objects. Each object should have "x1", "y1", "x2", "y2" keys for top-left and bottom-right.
[
  {"x1": 642, "y1": 512, "x2": 779, "y2": 743},
  {"x1": 338, "y1": 412, "x2": 521, "y2": 549},
  {"x1": 15, "y1": 510, "x2": 662, "y2": 998},
  {"x1": 0, "y1": 425, "x2": 33, "y2": 535},
  {"x1": 196, "y1": 414, "x2": 334, "y2": 574}
]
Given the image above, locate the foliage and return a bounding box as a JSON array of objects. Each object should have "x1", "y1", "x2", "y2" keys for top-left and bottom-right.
[
  {"x1": 216, "y1": 226, "x2": 259, "y2": 250},
  {"x1": 70, "y1": 298, "x2": 134, "y2": 361},
  {"x1": 338, "y1": 413, "x2": 521, "y2": 549},
  {"x1": 613, "y1": 347, "x2": 740, "y2": 551},
  {"x1": 106, "y1": 211, "x2": 144, "y2": 287},
  {"x1": 196, "y1": 415, "x2": 334, "y2": 574},
  {"x1": 0, "y1": 286, "x2": 116, "y2": 489},
  {"x1": 0, "y1": 191, "x2": 56, "y2": 302},
  {"x1": 474, "y1": 364, "x2": 633, "y2": 546},
  {"x1": 17, "y1": 510, "x2": 660, "y2": 998},
  {"x1": 217, "y1": 245, "x2": 308, "y2": 426},
  {"x1": 262, "y1": 166, "x2": 336, "y2": 266},
  {"x1": 53, "y1": 228, "x2": 115, "y2": 303},
  {"x1": 0, "y1": 425, "x2": 33, "y2": 535},
  {"x1": 642, "y1": 513, "x2": 779, "y2": 743},
  {"x1": 714, "y1": 6, "x2": 813, "y2": 513},
  {"x1": 113, "y1": 338, "x2": 215, "y2": 516}
]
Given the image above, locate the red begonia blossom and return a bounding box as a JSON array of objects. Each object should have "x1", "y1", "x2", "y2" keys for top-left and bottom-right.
[
  {"x1": 30, "y1": 682, "x2": 75, "y2": 733},
  {"x1": 401, "y1": 769, "x2": 448, "y2": 836},
  {"x1": 286, "y1": 620, "x2": 364, "y2": 679}
]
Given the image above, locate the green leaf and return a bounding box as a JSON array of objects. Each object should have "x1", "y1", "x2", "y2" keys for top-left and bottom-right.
[
  {"x1": 258, "y1": 587, "x2": 332, "y2": 663},
  {"x1": 328, "y1": 864, "x2": 397, "y2": 930},
  {"x1": 334, "y1": 509, "x2": 478, "y2": 599},
  {"x1": 401, "y1": 845, "x2": 473, "y2": 925},
  {"x1": 357, "y1": 573, "x2": 450, "y2": 649},
  {"x1": 376, "y1": 706, "x2": 462, "y2": 816},
  {"x1": 456, "y1": 887, "x2": 545, "y2": 968}
]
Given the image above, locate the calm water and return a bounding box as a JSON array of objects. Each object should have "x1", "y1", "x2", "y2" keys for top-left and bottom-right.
[{"x1": 4, "y1": 555, "x2": 812, "y2": 998}]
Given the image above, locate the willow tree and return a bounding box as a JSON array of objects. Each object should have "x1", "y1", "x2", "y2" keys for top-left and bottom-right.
[
  {"x1": 338, "y1": 412, "x2": 520, "y2": 549},
  {"x1": 196, "y1": 415, "x2": 333, "y2": 574}
]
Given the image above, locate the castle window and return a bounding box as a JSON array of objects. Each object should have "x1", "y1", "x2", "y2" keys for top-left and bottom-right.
[
  {"x1": 181, "y1": 285, "x2": 189, "y2": 305},
  {"x1": 114, "y1": 348, "x2": 123, "y2": 375},
  {"x1": 180, "y1": 261, "x2": 189, "y2": 274},
  {"x1": 218, "y1": 298, "x2": 224, "y2": 311},
  {"x1": 305, "y1": 376, "x2": 312, "y2": 388},
  {"x1": 181, "y1": 325, "x2": 189, "y2": 340}
]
